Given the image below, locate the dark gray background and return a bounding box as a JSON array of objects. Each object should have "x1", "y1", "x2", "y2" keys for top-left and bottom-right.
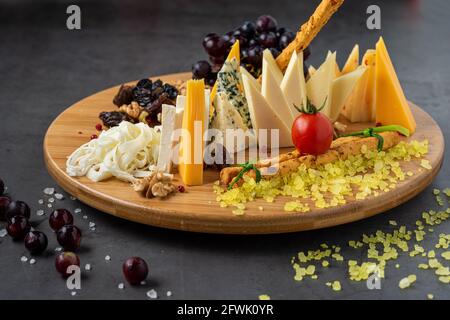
[{"x1": 0, "y1": 0, "x2": 449, "y2": 300}]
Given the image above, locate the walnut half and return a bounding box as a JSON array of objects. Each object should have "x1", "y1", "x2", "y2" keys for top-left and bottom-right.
[{"x1": 132, "y1": 170, "x2": 176, "y2": 199}]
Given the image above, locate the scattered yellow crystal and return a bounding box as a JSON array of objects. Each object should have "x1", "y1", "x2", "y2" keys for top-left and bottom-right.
[
  {"x1": 420, "y1": 159, "x2": 431, "y2": 170},
  {"x1": 259, "y1": 294, "x2": 271, "y2": 300},
  {"x1": 441, "y1": 251, "x2": 450, "y2": 260},
  {"x1": 331, "y1": 281, "x2": 341, "y2": 291},
  {"x1": 427, "y1": 294, "x2": 434, "y2": 300},
  {"x1": 399, "y1": 274, "x2": 416, "y2": 289},
  {"x1": 322, "y1": 260, "x2": 330, "y2": 267}
]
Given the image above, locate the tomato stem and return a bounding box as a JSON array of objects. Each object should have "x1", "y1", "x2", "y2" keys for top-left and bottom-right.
[{"x1": 293, "y1": 97, "x2": 328, "y2": 115}]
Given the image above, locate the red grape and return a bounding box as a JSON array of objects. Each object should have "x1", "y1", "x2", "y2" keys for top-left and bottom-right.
[
  {"x1": 24, "y1": 231, "x2": 48, "y2": 255},
  {"x1": 203, "y1": 34, "x2": 227, "y2": 57},
  {"x1": 49, "y1": 208, "x2": 74, "y2": 231},
  {"x1": 279, "y1": 31, "x2": 296, "y2": 50},
  {"x1": 7, "y1": 215, "x2": 31, "y2": 240},
  {"x1": 0, "y1": 196, "x2": 11, "y2": 221},
  {"x1": 192, "y1": 60, "x2": 211, "y2": 79},
  {"x1": 122, "y1": 257, "x2": 149, "y2": 285},
  {"x1": 209, "y1": 55, "x2": 225, "y2": 66},
  {"x1": 6, "y1": 200, "x2": 30, "y2": 221},
  {"x1": 57, "y1": 225, "x2": 82, "y2": 251},
  {"x1": 258, "y1": 32, "x2": 277, "y2": 48},
  {"x1": 247, "y1": 46, "x2": 263, "y2": 67},
  {"x1": 240, "y1": 21, "x2": 256, "y2": 37},
  {"x1": 55, "y1": 252, "x2": 80, "y2": 278},
  {"x1": 255, "y1": 15, "x2": 278, "y2": 33}
]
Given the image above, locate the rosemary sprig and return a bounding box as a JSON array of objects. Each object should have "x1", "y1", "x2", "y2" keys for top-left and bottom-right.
[{"x1": 228, "y1": 161, "x2": 261, "y2": 190}]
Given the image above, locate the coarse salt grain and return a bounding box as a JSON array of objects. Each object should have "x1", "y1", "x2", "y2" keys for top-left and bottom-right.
[
  {"x1": 146, "y1": 289, "x2": 158, "y2": 299},
  {"x1": 20, "y1": 256, "x2": 28, "y2": 262},
  {"x1": 43, "y1": 187, "x2": 55, "y2": 195},
  {"x1": 118, "y1": 283, "x2": 124, "y2": 290},
  {"x1": 74, "y1": 208, "x2": 82, "y2": 214},
  {"x1": 55, "y1": 247, "x2": 62, "y2": 252},
  {"x1": 36, "y1": 210, "x2": 45, "y2": 216},
  {"x1": 38, "y1": 199, "x2": 44, "y2": 205},
  {"x1": 85, "y1": 264, "x2": 91, "y2": 271},
  {"x1": 105, "y1": 255, "x2": 111, "y2": 261},
  {"x1": 166, "y1": 291, "x2": 172, "y2": 297},
  {"x1": 47, "y1": 204, "x2": 52, "y2": 208},
  {"x1": 29, "y1": 259, "x2": 36, "y2": 265},
  {"x1": 71, "y1": 291, "x2": 77, "y2": 296},
  {"x1": 258, "y1": 294, "x2": 270, "y2": 300},
  {"x1": 89, "y1": 222, "x2": 96, "y2": 228},
  {"x1": 0, "y1": 229, "x2": 7, "y2": 237},
  {"x1": 70, "y1": 196, "x2": 77, "y2": 201},
  {"x1": 55, "y1": 193, "x2": 64, "y2": 200}
]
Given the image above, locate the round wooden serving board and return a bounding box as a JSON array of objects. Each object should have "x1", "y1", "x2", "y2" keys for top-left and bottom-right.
[{"x1": 44, "y1": 72, "x2": 444, "y2": 234}]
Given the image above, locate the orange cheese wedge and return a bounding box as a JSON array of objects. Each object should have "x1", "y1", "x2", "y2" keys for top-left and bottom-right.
[
  {"x1": 179, "y1": 80, "x2": 205, "y2": 186},
  {"x1": 375, "y1": 37, "x2": 416, "y2": 133}
]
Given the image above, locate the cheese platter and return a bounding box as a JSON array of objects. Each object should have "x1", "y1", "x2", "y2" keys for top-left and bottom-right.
[{"x1": 44, "y1": 0, "x2": 444, "y2": 234}]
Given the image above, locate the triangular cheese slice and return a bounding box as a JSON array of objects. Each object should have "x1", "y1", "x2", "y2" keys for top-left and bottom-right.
[
  {"x1": 306, "y1": 52, "x2": 336, "y2": 118},
  {"x1": 341, "y1": 44, "x2": 359, "y2": 75},
  {"x1": 262, "y1": 49, "x2": 283, "y2": 84},
  {"x1": 308, "y1": 65, "x2": 316, "y2": 77},
  {"x1": 262, "y1": 58, "x2": 296, "y2": 129},
  {"x1": 327, "y1": 51, "x2": 341, "y2": 76},
  {"x1": 361, "y1": 49, "x2": 376, "y2": 121},
  {"x1": 242, "y1": 71, "x2": 292, "y2": 148},
  {"x1": 375, "y1": 37, "x2": 416, "y2": 133},
  {"x1": 330, "y1": 66, "x2": 367, "y2": 122},
  {"x1": 280, "y1": 51, "x2": 307, "y2": 112}
]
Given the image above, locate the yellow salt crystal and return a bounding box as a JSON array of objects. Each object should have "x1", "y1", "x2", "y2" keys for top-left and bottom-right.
[
  {"x1": 331, "y1": 281, "x2": 341, "y2": 291},
  {"x1": 259, "y1": 294, "x2": 271, "y2": 300}
]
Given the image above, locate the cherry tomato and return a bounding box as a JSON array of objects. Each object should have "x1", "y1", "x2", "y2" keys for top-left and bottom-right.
[{"x1": 291, "y1": 101, "x2": 333, "y2": 156}]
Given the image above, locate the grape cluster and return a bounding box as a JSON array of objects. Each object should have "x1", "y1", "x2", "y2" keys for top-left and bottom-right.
[{"x1": 192, "y1": 15, "x2": 311, "y2": 85}]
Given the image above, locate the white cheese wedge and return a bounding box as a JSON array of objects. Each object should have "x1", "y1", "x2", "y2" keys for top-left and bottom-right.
[
  {"x1": 262, "y1": 52, "x2": 296, "y2": 129},
  {"x1": 262, "y1": 49, "x2": 283, "y2": 84},
  {"x1": 306, "y1": 51, "x2": 336, "y2": 118},
  {"x1": 280, "y1": 51, "x2": 307, "y2": 113},
  {"x1": 329, "y1": 66, "x2": 367, "y2": 122},
  {"x1": 341, "y1": 44, "x2": 359, "y2": 75},
  {"x1": 241, "y1": 70, "x2": 292, "y2": 148},
  {"x1": 157, "y1": 104, "x2": 177, "y2": 172},
  {"x1": 327, "y1": 50, "x2": 341, "y2": 76}
]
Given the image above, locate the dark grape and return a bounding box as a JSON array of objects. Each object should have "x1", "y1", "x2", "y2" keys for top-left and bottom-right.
[
  {"x1": 55, "y1": 252, "x2": 80, "y2": 278},
  {"x1": 0, "y1": 178, "x2": 4, "y2": 195},
  {"x1": 279, "y1": 31, "x2": 296, "y2": 50},
  {"x1": 275, "y1": 27, "x2": 288, "y2": 38},
  {"x1": 269, "y1": 47, "x2": 281, "y2": 58},
  {"x1": 258, "y1": 32, "x2": 278, "y2": 48},
  {"x1": 6, "y1": 216, "x2": 31, "y2": 240},
  {"x1": 49, "y1": 209, "x2": 74, "y2": 231},
  {"x1": 6, "y1": 200, "x2": 30, "y2": 221},
  {"x1": 247, "y1": 46, "x2": 263, "y2": 67},
  {"x1": 248, "y1": 38, "x2": 258, "y2": 48},
  {"x1": 240, "y1": 21, "x2": 256, "y2": 37},
  {"x1": 255, "y1": 15, "x2": 278, "y2": 33},
  {"x1": 202, "y1": 33, "x2": 218, "y2": 49},
  {"x1": 0, "y1": 196, "x2": 11, "y2": 221},
  {"x1": 151, "y1": 79, "x2": 163, "y2": 91},
  {"x1": 203, "y1": 34, "x2": 227, "y2": 57},
  {"x1": 122, "y1": 257, "x2": 149, "y2": 285},
  {"x1": 209, "y1": 55, "x2": 225, "y2": 66},
  {"x1": 206, "y1": 72, "x2": 217, "y2": 87},
  {"x1": 192, "y1": 60, "x2": 212, "y2": 79},
  {"x1": 232, "y1": 30, "x2": 248, "y2": 47},
  {"x1": 222, "y1": 33, "x2": 233, "y2": 47},
  {"x1": 57, "y1": 225, "x2": 82, "y2": 251},
  {"x1": 241, "y1": 47, "x2": 250, "y2": 62},
  {"x1": 24, "y1": 231, "x2": 48, "y2": 255}
]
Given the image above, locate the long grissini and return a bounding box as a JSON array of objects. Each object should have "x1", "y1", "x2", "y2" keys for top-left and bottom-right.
[
  {"x1": 275, "y1": 0, "x2": 345, "y2": 73},
  {"x1": 220, "y1": 131, "x2": 403, "y2": 186}
]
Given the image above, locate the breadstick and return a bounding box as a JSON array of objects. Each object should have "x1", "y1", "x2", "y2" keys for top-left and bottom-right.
[{"x1": 276, "y1": 0, "x2": 345, "y2": 73}]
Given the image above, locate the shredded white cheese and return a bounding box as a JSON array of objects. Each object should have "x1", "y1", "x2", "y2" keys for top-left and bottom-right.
[{"x1": 66, "y1": 121, "x2": 160, "y2": 182}]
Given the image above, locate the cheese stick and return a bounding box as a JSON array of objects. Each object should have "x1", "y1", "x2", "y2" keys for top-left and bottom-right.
[
  {"x1": 220, "y1": 131, "x2": 403, "y2": 186},
  {"x1": 276, "y1": 0, "x2": 345, "y2": 73}
]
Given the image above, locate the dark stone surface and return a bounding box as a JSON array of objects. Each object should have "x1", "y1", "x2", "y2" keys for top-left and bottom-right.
[{"x1": 0, "y1": 0, "x2": 449, "y2": 300}]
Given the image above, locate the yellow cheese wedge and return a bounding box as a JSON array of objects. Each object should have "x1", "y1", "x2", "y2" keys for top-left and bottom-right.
[
  {"x1": 280, "y1": 51, "x2": 307, "y2": 112},
  {"x1": 330, "y1": 66, "x2": 367, "y2": 122},
  {"x1": 241, "y1": 69, "x2": 292, "y2": 148},
  {"x1": 306, "y1": 51, "x2": 336, "y2": 118},
  {"x1": 262, "y1": 53, "x2": 296, "y2": 129},
  {"x1": 341, "y1": 44, "x2": 359, "y2": 75},
  {"x1": 262, "y1": 49, "x2": 283, "y2": 84},
  {"x1": 375, "y1": 37, "x2": 416, "y2": 133},
  {"x1": 179, "y1": 79, "x2": 205, "y2": 186},
  {"x1": 209, "y1": 40, "x2": 240, "y2": 116},
  {"x1": 362, "y1": 49, "x2": 376, "y2": 120}
]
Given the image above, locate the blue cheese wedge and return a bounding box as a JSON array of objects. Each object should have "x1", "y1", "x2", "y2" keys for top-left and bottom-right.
[{"x1": 213, "y1": 57, "x2": 251, "y2": 129}]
